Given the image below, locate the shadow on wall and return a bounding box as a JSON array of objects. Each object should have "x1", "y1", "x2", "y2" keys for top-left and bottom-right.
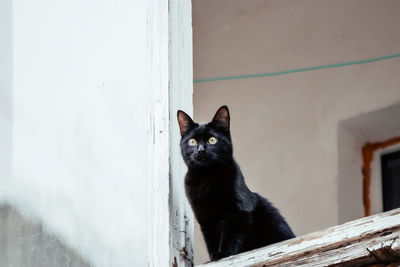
[
  {"x1": 0, "y1": 204, "x2": 91, "y2": 267},
  {"x1": 337, "y1": 103, "x2": 400, "y2": 225}
]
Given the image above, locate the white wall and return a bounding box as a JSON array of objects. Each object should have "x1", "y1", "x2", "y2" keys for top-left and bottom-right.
[
  {"x1": 192, "y1": 0, "x2": 400, "y2": 264},
  {"x1": 0, "y1": 0, "x2": 12, "y2": 202},
  {"x1": 0, "y1": 0, "x2": 174, "y2": 266}
]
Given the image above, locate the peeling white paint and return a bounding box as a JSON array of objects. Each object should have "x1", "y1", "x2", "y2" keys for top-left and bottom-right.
[
  {"x1": 198, "y1": 209, "x2": 400, "y2": 267},
  {"x1": 169, "y1": 0, "x2": 194, "y2": 266}
]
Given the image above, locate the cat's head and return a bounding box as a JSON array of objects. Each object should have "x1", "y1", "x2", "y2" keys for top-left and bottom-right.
[{"x1": 177, "y1": 106, "x2": 233, "y2": 168}]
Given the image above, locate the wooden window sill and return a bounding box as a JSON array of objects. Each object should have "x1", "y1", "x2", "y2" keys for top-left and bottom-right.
[{"x1": 198, "y1": 208, "x2": 400, "y2": 267}]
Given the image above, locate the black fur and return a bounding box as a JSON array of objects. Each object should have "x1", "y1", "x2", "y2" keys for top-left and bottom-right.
[{"x1": 177, "y1": 106, "x2": 295, "y2": 262}]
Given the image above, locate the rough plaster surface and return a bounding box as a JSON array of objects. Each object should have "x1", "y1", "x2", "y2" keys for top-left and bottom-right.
[{"x1": 192, "y1": 0, "x2": 400, "y2": 264}]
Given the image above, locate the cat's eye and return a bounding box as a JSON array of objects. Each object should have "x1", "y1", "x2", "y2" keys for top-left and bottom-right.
[
  {"x1": 208, "y1": 137, "x2": 218, "y2": 145},
  {"x1": 188, "y1": 138, "x2": 197, "y2": 147}
]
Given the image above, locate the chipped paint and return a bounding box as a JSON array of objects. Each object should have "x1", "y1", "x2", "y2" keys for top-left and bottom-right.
[{"x1": 168, "y1": 0, "x2": 194, "y2": 266}]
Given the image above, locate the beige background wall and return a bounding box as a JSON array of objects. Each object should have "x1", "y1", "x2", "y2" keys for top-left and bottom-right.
[{"x1": 192, "y1": 0, "x2": 400, "y2": 264}]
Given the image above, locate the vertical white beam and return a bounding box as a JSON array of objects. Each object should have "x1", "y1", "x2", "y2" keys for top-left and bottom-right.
[
  {"x1": 169, "y1": 0, "x2": 194, "y2": 266},
  {"x1": 147, "y1": 0, "x2": 170, "y2": 266}
]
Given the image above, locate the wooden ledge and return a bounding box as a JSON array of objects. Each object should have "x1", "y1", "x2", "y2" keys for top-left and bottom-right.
[{"x1": 197, "y1": 208, "x2": 400, "y2": 267}]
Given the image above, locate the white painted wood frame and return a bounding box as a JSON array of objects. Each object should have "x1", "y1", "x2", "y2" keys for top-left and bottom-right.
[
  {"x1": 168, "y1": 0, "x2": 195, "y2": 266},
  {"x1": 139, "y1": 0, "x2": 194, "y2": 265}
]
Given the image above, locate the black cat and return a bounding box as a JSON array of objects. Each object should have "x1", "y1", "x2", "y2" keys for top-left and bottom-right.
[{"x1": 177, "y1": 105, "x2": 295, "y2": 262}]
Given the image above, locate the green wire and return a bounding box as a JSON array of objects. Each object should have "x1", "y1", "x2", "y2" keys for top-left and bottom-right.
[{"x1": 193, "y1": 53, "x2": 400, "y2": 83}]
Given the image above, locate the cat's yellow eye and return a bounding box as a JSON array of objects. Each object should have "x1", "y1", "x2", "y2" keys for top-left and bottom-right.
[
  {"x1": 208, "y1": 137, "x2": 218, "y2": 145},
  {"x1": 188, "y1": 138, "x2": 197, "y2": 147}
]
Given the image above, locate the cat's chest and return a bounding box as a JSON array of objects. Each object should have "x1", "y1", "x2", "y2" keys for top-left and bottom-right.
[
  {"x1": 186, "y1": 179, "x2": 215, "y2": 199},
  {"x1": 185, "y1": 176, "x2": 236, "y2": 214},
  {"x1": 185, "y1": 175, "x2": 228, "y2": 199}
]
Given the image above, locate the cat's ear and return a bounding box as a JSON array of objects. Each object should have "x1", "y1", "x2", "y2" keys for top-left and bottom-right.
[
  {"x1": 212, "y1": 105, "x2": 230, "y2": 130},
  {"x1": 177, "y1": 110, "x2": 195, "y2": 136}
]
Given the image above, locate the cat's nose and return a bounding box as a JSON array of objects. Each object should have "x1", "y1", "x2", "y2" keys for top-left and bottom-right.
[{"x1": 198, "y1": 144, "x2": 206, "y2": 154}]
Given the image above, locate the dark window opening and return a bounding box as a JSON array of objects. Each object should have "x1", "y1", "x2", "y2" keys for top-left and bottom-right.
[{"x1": 381, "y1": 150, "x2": 400, "y2": 212}]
